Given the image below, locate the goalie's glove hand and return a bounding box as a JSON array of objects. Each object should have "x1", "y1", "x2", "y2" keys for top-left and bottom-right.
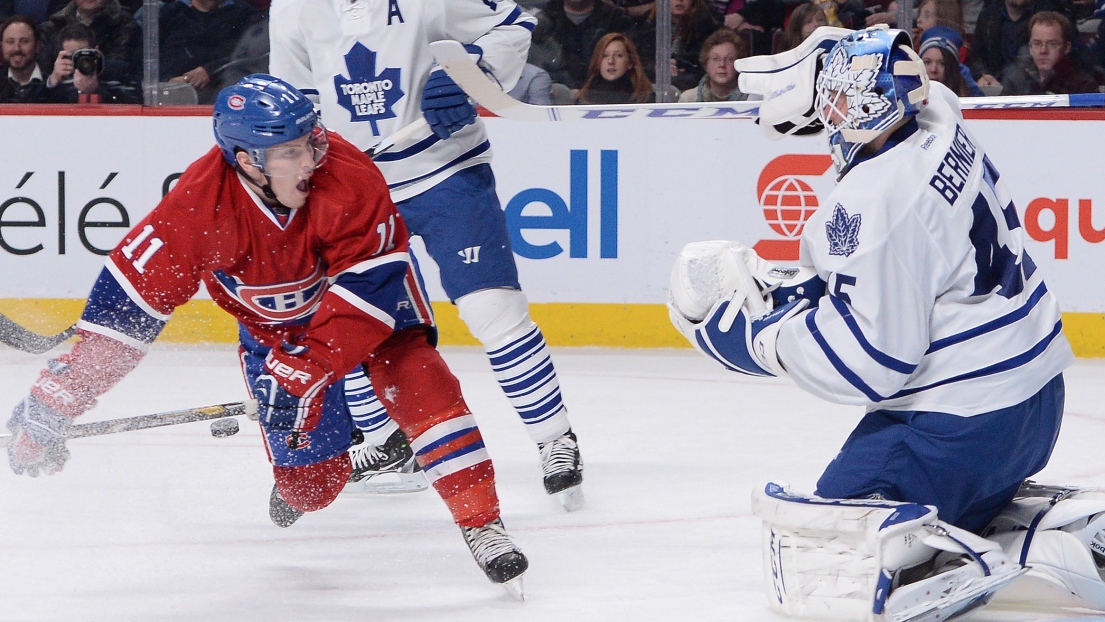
[
  {"x1": 671, "y1": 295, "x2": 809, "y2": 377},
  {"x1": 421, "y1": 69, "x2": 477, "y2": 139},
  {"x1": 7, "y1": 394, "x2": 74, "y2": 477},
  {"x1": 253, "y1": 340, "x2": 334, "y2": 438}
]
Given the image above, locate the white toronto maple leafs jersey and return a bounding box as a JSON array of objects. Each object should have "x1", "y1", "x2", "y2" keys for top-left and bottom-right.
[
  {"x1": 776, "y1": 82, "x2": 1073, "y2": 416},
  {"x1": 269, "y1": 0, "x2": 534, "y2": 202}
]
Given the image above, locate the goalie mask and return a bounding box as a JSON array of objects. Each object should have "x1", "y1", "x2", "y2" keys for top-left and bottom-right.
[{"x1": 815, "y1": 27, "x2": 928, "y2": 175}]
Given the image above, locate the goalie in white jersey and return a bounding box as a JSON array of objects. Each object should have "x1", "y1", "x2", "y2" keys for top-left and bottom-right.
[
  {"x1": 268, "y1": 0, "x2": 584, "y2": 511},
  {"x1": 672, "y1": 26, "x2": 1105, "y2": 620}
]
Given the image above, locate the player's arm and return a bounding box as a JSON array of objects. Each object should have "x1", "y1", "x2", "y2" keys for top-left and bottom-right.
[
  {"x1": 442, "y1": 0, "x2": 536, "y2": 92},
  {"x1": 267, "y1": 0, "x2": 317, "y2": 105},
  {"x1": 774, "y1": 204, "x2": 950, "y2": 405},
  {"x1": 7, "y1": 200, "x2": 210, "y2": 477}
]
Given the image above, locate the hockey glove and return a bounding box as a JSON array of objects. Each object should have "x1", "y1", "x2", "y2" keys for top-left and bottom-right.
[
  {"x1": 735, "y1": 25, "x2": 852, "y2": 139},
  {"x1": 253, "y1": 340, "x2": 334, "y2": 442},
  {"x1": 671, "y1": 295, "x2": 809, "y2": 377},
  {"x1": 421, "y1": 69, "x2": 477, "y2": 139},
  {"x1": 7, "y1": 394, "x2": 74, "y2": 477}
]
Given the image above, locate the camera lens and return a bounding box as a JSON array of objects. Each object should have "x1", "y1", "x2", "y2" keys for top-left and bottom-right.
[{"x1": 72, "y1": 48, "x2": 104, "y2": 76}]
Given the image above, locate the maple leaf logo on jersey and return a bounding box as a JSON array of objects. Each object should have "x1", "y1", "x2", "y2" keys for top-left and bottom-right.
[
  {"x1": 333, "y1": 43, "x2": 404, "y2": 135},
  {"x1": 826, "y1": 203, "x2": 861, "y2": 257}
]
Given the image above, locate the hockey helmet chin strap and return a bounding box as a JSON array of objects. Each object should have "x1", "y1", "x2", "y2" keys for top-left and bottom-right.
[{"x1": 237, "y1": 162, "x2": 295, "y2": 216}]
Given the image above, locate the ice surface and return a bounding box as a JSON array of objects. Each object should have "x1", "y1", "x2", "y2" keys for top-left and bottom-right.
[{"x1": 2, "y1": 345, "x2": 1105, "y2": 622}]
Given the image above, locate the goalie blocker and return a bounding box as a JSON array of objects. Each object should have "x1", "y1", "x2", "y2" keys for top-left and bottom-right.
[{"x1": 755, "y1": 481, "x2": 1105, "y2": 621}]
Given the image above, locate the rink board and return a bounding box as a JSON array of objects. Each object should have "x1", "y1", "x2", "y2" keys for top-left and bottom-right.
[{"x1": 0, "y1": 107, "x2": 1103, "y2": 354}]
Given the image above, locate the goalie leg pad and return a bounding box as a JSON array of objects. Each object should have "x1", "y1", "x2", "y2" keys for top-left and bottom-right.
[
  {"x1": 987, "y1": 482, "x2": 1105, "y2": 610},
  {"x1": 753, "y1": 483, "x2": 1024, "y2": 622}
]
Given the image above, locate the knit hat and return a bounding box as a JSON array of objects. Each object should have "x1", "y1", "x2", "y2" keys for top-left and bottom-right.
[{"x1": 918, "y1": 26, "x2": 963, "y2": 59}]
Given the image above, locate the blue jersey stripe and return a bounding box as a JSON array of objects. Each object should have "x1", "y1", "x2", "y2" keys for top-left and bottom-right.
[
  {"x1": 892, "y1": 320, "x2": 1064, "y2": 399},
  {"x1": 927, "y1": 282, "x2": 1048, "y2": 353},
  {"x1": 387, "y1": 141, "x2": 491, "y2": 190},
  {"x1": 82, "y1": 267, "x2": 167, "y2": 344},
  {"x1": 370, "y1": 134, "x2": 441, "y2": 162},
  {"x1": 416, "y1": 426, "x2": 477, "y2": 457},
  {"x1": 805, "y1": 309, "x2": 887, "y2": 402},
  {"x1": 829, "y1": 296, "x2": 916, "y2": 374}
]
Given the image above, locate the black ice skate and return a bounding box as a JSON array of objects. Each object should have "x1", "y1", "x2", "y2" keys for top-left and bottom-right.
[
  {"x1": 460, "y1": 517, "x2": 528, "y2": 600},
  {"x1": 269, "y1": 484, "x2": 304, "y2": 528},
  {"x1": 538, "y1": 429, "x2": 584, "y2": 511},
  {"x1": 346, "y1": 428, "x2": 428, "y2": 494}
]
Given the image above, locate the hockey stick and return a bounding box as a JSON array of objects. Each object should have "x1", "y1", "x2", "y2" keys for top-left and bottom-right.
[
  {"x1": 0, "y1": 313, "x2": 75, "y2": 354},
  {"x1": 427, "y1": 39, "x2": 1105, "y2": 121},
  {"x1": 0, "y1": 399, "x2": 258, "y2": 448},
  {"x1": 366, "y1": 117, "x2": 430, "y2": 159}
]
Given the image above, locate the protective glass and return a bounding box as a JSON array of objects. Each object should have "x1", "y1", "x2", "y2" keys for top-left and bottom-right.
[{"x1": 259, "y1": 123, "x2": 329, "y2": 177}]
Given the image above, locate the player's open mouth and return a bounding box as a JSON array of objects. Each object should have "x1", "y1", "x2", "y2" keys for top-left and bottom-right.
[{"x1": 297, "y1": 180, "x2": 309, "y2": 193}]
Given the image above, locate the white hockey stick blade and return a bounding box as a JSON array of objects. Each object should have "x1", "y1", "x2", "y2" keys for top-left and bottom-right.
[
  {"x1": 501, "y1": 576, "x2": 525, "y2": 602},
  {"x1": 345, "y1": 470, "x2": 430, "y2": 494},
  {"x1": 555, "y1": 484, "x2": 585, "y2": 512},
  {"x1": 429, "y1": 40, "x2": 760, "y2": 121},
  {"x1": 428, "y1": 39, "x2": 1103, "y2": 123},
  {"x1": 0, "y1": 400, "x2": 258, "y2": 448},
  {"x1": 366, "y1": 117, "x2": 430, "y2": 159}
]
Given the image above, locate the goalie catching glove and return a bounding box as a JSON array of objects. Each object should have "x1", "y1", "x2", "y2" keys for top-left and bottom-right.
[
  {"x1": 253, "y1": 338, "x2": 335, "y2": 445},
  {"x1": 668, "y1": 241, "x2": 824, "y2": 377}
]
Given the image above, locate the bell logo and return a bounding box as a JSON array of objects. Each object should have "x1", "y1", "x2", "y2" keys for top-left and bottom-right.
[{"x1": 753, "y1": 154, "x2": 834, "y2": 261}]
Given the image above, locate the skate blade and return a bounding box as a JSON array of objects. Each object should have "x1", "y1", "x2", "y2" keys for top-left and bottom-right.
[
  {"x1": 555, "y1": 485, "x2": 585, "y2": 512},
  {"x1": 344, "y1": 471, "x2": 429, "y2": 495},
  {"x1": 500, "y1": 575, "x2": 525, "y2": 602}
]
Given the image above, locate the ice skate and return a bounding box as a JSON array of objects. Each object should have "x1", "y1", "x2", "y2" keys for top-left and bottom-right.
[
  {"x1": 346, "y1": 428, "x2": 429, "y2": 494},
  {"x1": 538, "y1": 429, "x2": 584, "y2": 511},
  {"x1": 269, "y1": 484, "x2": 304, "y2": 528},
  {"x1": 460, "y1": 517, "x2": 528, "y2": 600}
]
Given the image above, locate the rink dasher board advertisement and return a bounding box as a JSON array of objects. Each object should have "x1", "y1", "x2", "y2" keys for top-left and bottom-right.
[{"x1": 1, "y1": 111, "x2": 1103, "y2": 349}]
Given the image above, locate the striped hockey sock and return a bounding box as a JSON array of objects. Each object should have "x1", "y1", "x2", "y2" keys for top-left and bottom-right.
[
  {"x1": 409, "y1": 405, "x2": 500, "y2": 527},
  {"x1": 343, "y1": 367, "x2": 397, "y2": 446},
  {"x1": 486, "y1": 324, "x2": 571, "y2": 444}
]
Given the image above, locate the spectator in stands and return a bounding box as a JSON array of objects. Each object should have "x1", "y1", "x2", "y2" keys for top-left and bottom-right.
[
  {"x1": 679, "y1": 27, "x2": 751, "y2": 100},
  {"x1": 508, "y1": 62, "x2": 554, "y2": 105},
  {"x1": 779, "y1": 2, "x2": 828, "y2": 51},
  {"x1": 0, "y1": 14, "x2": 52, "y2": 101},
  {"x1": 970, "y1": 0, "x2": 1064, "y2": 86},
  {"x1": 632, "y1": 0, "x2": 720, "y2": 90},
  {"x1": 576, "y1": 32, "x2": 654, "y2": 103},
  {"x1": 38, "y1": 0, "x2": 139, "y2": 87},
  {"x1": 213, "y1": 11, "x2": 268, "y2": 91},
  {"x1": 919, "y1": 26, "x2": 985, "y2": 95},
  {"x1": 158, "y1": 0, "x2": 262, "y2": 104},
  {"x1": 914, "y1": 0, "x2": 964, "y2": 37},
  {"x1": 538, "y1": 0, "x2": 635, "y2": 89},
  {"x1": 44, "y1": 22, "x2": 136, "y2": 101},
  {"x1": 611, "y1": 0, "x2": 656, "y2": 19},
  {"x1": 723, "y1": 0, "x2": 787, "y2": 56},
  {"x1": 2, "y1": 0, "x2": 69, "y2": 24},
  {"x1": 1000, "y1": 11, "x2": 1098, "y2": 93}
]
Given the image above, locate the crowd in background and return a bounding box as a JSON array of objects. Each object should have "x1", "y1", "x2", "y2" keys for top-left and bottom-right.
[{"x1": 1, "y1": 0, "x2": 1103, "y2": 105}]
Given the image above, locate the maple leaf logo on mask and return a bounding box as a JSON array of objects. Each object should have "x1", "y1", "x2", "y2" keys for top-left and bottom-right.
[{"x1": 333, "y1": 43, "x2": 404, "y2": 135}]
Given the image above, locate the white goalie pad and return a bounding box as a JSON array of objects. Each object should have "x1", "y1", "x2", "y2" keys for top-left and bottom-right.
[
  {"x1": 753, "y1": 483, "x2": 1026, "y2": 622},
  {"x1": 986, "y1": 482, "x2": 1105, "y2": 611}
]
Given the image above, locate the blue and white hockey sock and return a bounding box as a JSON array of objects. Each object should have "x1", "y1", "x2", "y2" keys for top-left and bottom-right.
[
  {"x1": 486, "y1": 323, "x2": 571, "y2": 444},
  {"x1": 343, "y1": 367, "x2": 397, "y2": 447}
]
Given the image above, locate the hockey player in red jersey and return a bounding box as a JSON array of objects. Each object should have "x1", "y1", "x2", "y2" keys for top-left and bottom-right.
[{"x1": 5, "y1": 74, "x2": 527, "y2": 596}]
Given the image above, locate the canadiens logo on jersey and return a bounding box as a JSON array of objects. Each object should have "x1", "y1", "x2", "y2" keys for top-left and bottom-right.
[
  {"x1": 826, "y1": 203, "x2": 862, "y2": 257},
  {"x1": 333, "y1": 42, "x2": 404, "y2": 135},
  {"x1": 212, "y1": 264, "x2": 328, "y2": 324}
]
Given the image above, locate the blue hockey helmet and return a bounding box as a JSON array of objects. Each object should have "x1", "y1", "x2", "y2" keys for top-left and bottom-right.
[
  {"x1": 212, "y1": 74, "x2": 327, "y2": 174},
  {"x1": 814, "y1": 27, "x2": 929, "y2": 175}
]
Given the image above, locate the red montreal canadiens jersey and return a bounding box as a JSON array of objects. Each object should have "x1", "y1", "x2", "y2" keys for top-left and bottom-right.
[{"x1": 94, "y1": 133, "x2": 432, "y2": 376}]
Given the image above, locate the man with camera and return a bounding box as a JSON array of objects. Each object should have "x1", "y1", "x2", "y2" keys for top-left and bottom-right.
[{"x1": 45, "y1": 23, "x2": 138, "y2": 103}]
